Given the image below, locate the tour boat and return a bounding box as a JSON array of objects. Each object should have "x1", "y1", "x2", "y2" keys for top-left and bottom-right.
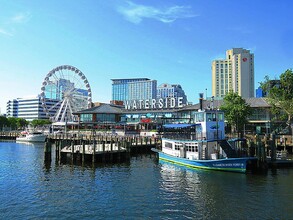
[
  {"x1": 152, "y1": 108, "x2": 256, "y2": 173},
  {"x1": 16, "y1": 131, "x2": 47, "y2": 143}
]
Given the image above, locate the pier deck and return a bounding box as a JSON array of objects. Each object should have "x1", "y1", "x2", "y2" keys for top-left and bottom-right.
[{"x1": 61, "y1": 143, "x2": 126, "y2": 154}]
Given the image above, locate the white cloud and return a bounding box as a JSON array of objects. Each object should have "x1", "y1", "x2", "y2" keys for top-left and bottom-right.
[
  {"x1": 10, "y1": 12, "x2": 31, "y2": 23},
  {"x1": 0, "y1": 12, "x2": 31, "y2": 37},
  {"x1": 117, "y1": 1, "x2": 198, "y2": 24},
  {"x1": 0, "y1": 28, "x2": 13, "y2": 36}
]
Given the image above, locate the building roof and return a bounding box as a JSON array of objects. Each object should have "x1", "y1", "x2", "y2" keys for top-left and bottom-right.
[
  {"x1": 179, "y1": 97, "x2": 271, "y2": 111},
  {"x1": 245, "y1": 97, "x2": 271, "y2": 107},
  {"x1": 76, "y1": 104, "x2": 124, "y2": 114},
  {"x1": 111, "y1": 78, "x2": 150, "y2": 82}
]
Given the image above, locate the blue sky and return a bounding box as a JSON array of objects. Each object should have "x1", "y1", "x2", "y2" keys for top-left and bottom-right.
[{"x1": 0, "y1": 0, "x2": 292, "y2": 114}]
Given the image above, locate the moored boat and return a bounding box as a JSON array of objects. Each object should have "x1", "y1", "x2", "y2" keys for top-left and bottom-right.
[
  {"x1": 16, "y1": 131, "x2": 47, "y2": 143},
  {"x1": 152, "y1": 105, "x2": 256, "y2": 173}
]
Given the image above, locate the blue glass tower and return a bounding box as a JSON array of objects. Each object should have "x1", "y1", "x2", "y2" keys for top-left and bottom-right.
[{"x1": 111, "y1": 78, "x2": 157, "y2": 103}]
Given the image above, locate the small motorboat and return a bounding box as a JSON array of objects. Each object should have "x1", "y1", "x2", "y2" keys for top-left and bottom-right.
[{"x1": 16, "y1": 131, "x2": 47, "y2": 143}]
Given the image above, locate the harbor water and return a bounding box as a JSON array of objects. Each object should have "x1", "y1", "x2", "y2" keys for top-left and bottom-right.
[{"x1": 0, "y1": 141, "x2": 292, "y2": 219}]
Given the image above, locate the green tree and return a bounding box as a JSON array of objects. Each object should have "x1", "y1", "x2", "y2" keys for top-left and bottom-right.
[
  {"x1": 0, "y1": 116, "x2": 9, "y2": 131},
  {"x1": 16, "y1": 118, "x2": 29, "y2": 130},
  {"x1": 220, "y1": 92, "x2": 251, "y2": 137},
  {"x1": 7, "y1": 117, "x2": 18, "y2": 130},
  {"x1": 260, "y1": 69, "x2": 293, "y2": 134},
  {"x1": 6, "y1": 117, "x2": 28, "y2": 130},
  {"x1": 30, "y1": 119, "x2": 51, "y2": 128}
]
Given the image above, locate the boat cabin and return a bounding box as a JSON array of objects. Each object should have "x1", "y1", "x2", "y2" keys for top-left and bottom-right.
[
  {"x1": 162, "y1": 109, "x2": 225, "y2": 141},
  {"x1": 161, "y1": 110, "x2": 230, "y2": 160}
]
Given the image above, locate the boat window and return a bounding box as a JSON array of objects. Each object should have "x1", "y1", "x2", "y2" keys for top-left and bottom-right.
[
  {"x1": 175, "y1": 144, "x2": 181, "y2": 150},
  {"x1": 195, "y1": 146, "x2": 198, "y2": 152},
  {"x1": 195, "y1": 113, "x2": 204, "y2": 122},
  {"x1": 165, "y1": 142, "x2": 172, "y2": 149},
  {"x1": 207, "y1": 113, "x2": 212, "y2": 121},
  {"x1": 218, "y1": 113, "x2": 224, "y2": 121},
  {"x1": 213, "y1": 113, "x2": 217, "y2": 121}
]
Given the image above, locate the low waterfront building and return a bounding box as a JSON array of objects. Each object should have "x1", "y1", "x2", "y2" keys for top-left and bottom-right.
[
  {"x1": 76, "y1": 97, "x2": 275, "y2": 136},
  {"x1": 76, "y1": 102, "x2": 183, "y2": 134},
  {"x1": 180, "y1": 97, "x2": 273, "y2": 134},
  {"x1": 76, "y1": 103, "x2": 124, "y2": 128}
]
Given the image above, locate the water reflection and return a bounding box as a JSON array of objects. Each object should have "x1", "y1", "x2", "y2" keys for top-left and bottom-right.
[{"x1": 158, "y1": 159, "x2": 293, "y2": 219}]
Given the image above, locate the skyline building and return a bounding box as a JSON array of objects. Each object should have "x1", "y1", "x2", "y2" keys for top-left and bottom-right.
[
  {"x1": 157, "y1": 83, "x2": 188, "y2": 105},
  {"x1": 6, "y1": 96, "x2": 52, "y2": 121},
  {"x1": 111, "y1": 78, "x2": 157, "y2": 103},
  {"x1": 256, "y1": 80, "x2": 280, "y2": 98},
  {"x1": 212, "y1": 48, "x2": 254, "y2": 98}
]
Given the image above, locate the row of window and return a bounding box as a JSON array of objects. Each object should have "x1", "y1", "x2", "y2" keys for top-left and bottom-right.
[{"x1": 165, "y1": 142, "x2": 199, "y2": 152}]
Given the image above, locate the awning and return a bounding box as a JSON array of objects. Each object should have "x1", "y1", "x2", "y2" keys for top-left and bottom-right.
[
  {"x1": 229, "y1": 138, "x2": 246, "y2": 142},
  {"x1": 163, "y1": 124, "x2": 198, "y2": 129}
]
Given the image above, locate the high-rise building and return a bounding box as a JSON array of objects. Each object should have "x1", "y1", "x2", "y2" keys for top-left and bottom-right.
[
  {"x1": 212, "y1": 48, "x2": 254, "y2": 98},
  {"x1": 111, "y1": 78, "x2": 157, "y2": 103},
  {"x1": 157, "y1": 83, "x2": 188, "y2": 105}
]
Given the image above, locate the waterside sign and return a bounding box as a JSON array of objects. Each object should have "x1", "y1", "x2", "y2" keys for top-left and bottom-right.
[{"x1": 125, "y1": 97, "x2": 184, "y2": 110}]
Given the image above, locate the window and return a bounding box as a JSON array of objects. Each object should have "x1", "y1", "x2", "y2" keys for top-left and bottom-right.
[
  {"x1": 165, "y1": 142, "x2": 172, "y2": 149},
  {"x1": 175, "y1": 144, "x2": 181, "y2": 150}
]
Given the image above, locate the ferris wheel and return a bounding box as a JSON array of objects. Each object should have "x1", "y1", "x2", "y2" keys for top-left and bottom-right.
[{"x1": 40, "y1": 65, "x2": 92, "y2": 122}]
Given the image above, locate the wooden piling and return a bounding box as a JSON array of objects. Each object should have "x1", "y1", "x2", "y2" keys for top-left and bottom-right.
[
  {"x1": 55, "y1": 141, "x2": 59, "y2": 160},
  {"x1": 256, "y1": 134, "x2": 268, "y2": 171},
  {"x1": 270, "y1": 133, "x2": 277, "y2": 167},
  {"x1": 92, "y1": 138, "x2": 96, "y2": 163},
  {"x1": 102, "y1": 140, "x2": 106, "y2": 163},
  {"x1": 82, "y1": 141, "x2": 85, "y2": 164},
  {"x1": 44, "y1": 140, "x2": 52, "y2": 162},
  {"x1": 71, "y1": 141, "x2": 74, "y2": 163}
]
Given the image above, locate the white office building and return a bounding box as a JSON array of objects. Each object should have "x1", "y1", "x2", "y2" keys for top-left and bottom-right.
[{"x1": 6, "y1": 96, "x2": 58, "y2": 121}]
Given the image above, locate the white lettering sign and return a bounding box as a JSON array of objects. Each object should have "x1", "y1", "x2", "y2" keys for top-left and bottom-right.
[{"x1": 125, "y1": 97, "x2": 184, "y2": 110}]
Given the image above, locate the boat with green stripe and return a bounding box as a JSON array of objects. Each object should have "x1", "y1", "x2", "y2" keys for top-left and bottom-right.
[{"x1": 152, "y1": 102, "x2": 256, "y2": 173}]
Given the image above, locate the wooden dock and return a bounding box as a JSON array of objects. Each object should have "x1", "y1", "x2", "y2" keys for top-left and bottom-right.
[
  {"x1": 45, "y1": 134, "x2": 160, "y2": 164},
  {"x1": 0, "y1": 132, "x2": 18, "y2": 140}
]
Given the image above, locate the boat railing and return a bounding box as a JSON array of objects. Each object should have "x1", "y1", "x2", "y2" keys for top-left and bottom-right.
[
  {"x1": 162, "y1": 132, "x2": 206, "y2": 141},
  {"x1": 162, "y1": 130, "x2": 224, "y2": 141}
]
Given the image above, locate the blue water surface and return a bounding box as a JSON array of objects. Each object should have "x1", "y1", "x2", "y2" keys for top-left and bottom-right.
[{"x1": 0, "y1": 142, "x2": 292, "y2": 219}]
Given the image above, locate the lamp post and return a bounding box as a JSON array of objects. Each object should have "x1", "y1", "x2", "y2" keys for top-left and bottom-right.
[
  {"x1": 65, "y1": 117, "x2": 67, "y2": 134},
  {"x1": 78, "y1": 116, "x2": 80, "y2": 137}
]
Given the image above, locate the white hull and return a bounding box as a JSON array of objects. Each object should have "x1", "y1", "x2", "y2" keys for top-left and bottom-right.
[{"x1": 16, "y1": 134, "x2": 47, "y2": 142}]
